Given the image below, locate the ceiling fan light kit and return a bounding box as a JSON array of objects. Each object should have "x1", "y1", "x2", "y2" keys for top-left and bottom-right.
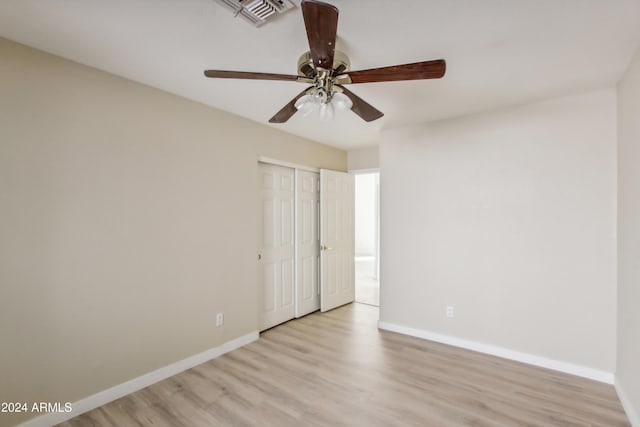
[
  {"x1": 205, "y1": 0, "x2": 446, "y2": 123},
  {"x1": 294, "y1": 90, "x2": 352, "y2": 120}
]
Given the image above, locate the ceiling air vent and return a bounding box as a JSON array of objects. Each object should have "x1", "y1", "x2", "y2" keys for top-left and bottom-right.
[{"x1": 215, "y1": 0, "x2": 295, "y2": 27}]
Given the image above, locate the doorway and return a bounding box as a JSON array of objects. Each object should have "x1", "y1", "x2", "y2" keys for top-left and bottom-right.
[{"x1": 354, "y1": 172, "x2": 379, "y2": 306}]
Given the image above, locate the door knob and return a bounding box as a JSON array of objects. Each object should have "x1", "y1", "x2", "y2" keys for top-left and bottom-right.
[
  {"x1": 321, "y1": 245, "x2": 333, "y2": 251},
  {"x1": 257, "y1": 254, "x2": 262, "y2": 261}
]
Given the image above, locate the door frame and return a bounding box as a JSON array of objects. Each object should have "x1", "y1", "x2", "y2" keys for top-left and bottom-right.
[{"x1": 258, "y1": 156, "x2": 319, "y2": 174}]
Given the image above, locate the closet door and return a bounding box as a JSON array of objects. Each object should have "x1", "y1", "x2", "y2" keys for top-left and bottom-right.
[
  {"x1": 320, "y1": 169, "x2": 355, "y2": 312},
  {"x1": 296, "y1": 170, "x2": 320, "y2": 317},
  {"x1": 258, "y1": 163, "x2": 295, "y2": 331}
]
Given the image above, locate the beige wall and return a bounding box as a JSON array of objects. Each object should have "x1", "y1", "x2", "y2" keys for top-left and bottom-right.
[
  {"x1": 380, "y1": 89, "x2": 618, "y2": 374},
  {"x1": 347, "y1": 146, "x2": 379, "y2": 171},
  {"x1": 0, "y1": 38, "x2": 345, "y2": 427},
  {"x1": 617, "y1": 46, "x2": 640, "y2": 425}
]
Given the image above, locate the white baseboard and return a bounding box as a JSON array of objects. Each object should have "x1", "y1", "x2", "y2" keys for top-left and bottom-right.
[
  {"x1": 378, "y1": 321, "x2": 614, "y2": 384},
  {"x1": 18, "y1": 331, "x2": 259, "y2": 427},
  {"x1": 616, "y1": 379, "x2": 640, "y2": 427}
]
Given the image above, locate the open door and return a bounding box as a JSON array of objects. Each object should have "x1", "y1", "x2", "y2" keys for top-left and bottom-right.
[{"x1": 320, "y1": 169, "x2": 355, "y2": 312}]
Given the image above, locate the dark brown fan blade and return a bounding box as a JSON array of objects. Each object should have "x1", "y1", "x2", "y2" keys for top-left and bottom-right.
[
  {"x1": 344, "y1": 59, "x2": 446, "y2": 84},
  {"x1": 301, "y1": 0, "x2": 338, "y2": 70},
  {"x1": 337, "y1": 85, "x2": 384, "y2": 122},
  {"x1": 204, "y1": 70, "x2": 299, "y2": 81},
  {"x1": 269, "y1": 87, "x2": 313, "y2": 123}
]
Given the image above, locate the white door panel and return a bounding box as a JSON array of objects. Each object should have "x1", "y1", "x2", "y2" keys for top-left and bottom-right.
[
  {"x1": 320, "y1": 169, "x2": 355, "y2": 312},
  {"x1": 258, "y1": 163, "x2": 295, "y2": 330},
  {"x1": 296, "y1": 170, "x2": 320, "y2": 317}
]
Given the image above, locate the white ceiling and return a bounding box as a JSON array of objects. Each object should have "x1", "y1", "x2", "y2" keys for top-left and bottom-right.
[{"x1": 2, "y1": 0, "x2": 640, "y2": 150}]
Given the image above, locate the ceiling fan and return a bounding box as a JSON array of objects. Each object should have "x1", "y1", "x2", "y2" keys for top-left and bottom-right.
[{"x1": 204, "y1": 0, "x2": 446, "y2": 123}]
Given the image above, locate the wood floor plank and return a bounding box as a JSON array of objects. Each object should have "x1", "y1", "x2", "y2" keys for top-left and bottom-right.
[{"x1": 56, "y1": 303, "x2": 630, "y2": 427}]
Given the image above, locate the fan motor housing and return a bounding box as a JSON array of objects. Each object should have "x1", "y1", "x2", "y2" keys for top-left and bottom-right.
[{"x1": 297, "y1": 50, "x2": 350, "y2": 77}]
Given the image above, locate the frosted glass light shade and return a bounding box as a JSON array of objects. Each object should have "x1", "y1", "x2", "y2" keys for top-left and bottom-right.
[
  {"x1": 294, "y1": 94, "x2": 317, "y2": 116},
  {"x1": 295, "y1": 94, "x2": 313, "y2": 110},
  {"x1": 319, "y1": 102, "x2": 334, "y2": 121},
  {"x1": 293, "y1": 89, "x2": 350, "y2": 120},
  {"x1": 332, "y1": 92, "x2": 353, "y2": 111}
]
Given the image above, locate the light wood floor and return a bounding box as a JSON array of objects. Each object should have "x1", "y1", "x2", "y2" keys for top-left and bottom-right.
[{"x1": 58, "y1": 303, "x2": 630, "y2": 426}]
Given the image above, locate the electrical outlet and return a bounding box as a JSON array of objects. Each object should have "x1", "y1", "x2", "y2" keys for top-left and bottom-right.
[
  {"x1": 446, "y1": 306, "x2": 454, "y2": 318},
  {"x1": 216, "y1": 313, "x2": 224, "y2": 327}
]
